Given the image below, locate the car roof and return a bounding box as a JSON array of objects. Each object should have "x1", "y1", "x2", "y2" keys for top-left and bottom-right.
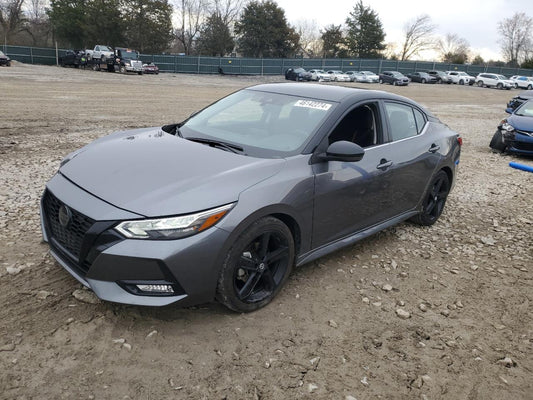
[{"x1": 247, "y1": 83, "x2": 420, "y2": 105}]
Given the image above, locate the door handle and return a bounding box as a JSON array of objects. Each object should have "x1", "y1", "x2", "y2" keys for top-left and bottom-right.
[
  {"x1": 377, "y1": 159, "x2": 393, "y2": 170},
  {"x1": 429, "y1": 144, "x2": 440, "y2": 153}
]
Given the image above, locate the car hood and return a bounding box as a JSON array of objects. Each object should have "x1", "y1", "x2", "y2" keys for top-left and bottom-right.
[
  {"x1": 59, "y1": 127, "x2": 286, "y2": 217},
  {"x1": 508, "y1": 114, "x2": 533, "y2": 132}
]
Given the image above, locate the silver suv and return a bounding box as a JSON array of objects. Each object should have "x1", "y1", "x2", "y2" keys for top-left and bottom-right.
[{"x1": 475, "y1": 73, "x2": 513, "y2": 90}]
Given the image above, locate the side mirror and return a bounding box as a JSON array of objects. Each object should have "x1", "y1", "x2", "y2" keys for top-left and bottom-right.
[
  {"x1": 316, "y1": 141, "x2": 365, "y2": 163},
  {"x1": 505, "y1": 108, "x2": 513, "y2": 114}
]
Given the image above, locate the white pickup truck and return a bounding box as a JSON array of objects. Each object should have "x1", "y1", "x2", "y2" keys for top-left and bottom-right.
[{"x1": 86, "y1": 45, "x2": 114, "y2": 61}]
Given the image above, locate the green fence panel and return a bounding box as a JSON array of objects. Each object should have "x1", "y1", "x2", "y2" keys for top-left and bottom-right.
[{"x1": 4, "y1": 45, "x2": 533, "y2": 77}]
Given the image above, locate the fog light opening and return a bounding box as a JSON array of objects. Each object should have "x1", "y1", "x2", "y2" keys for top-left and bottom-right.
[{"x1": 136, "y1": 284, "x2": 174, "y2": 294}]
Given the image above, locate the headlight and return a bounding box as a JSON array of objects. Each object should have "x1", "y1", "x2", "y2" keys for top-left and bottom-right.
[
  {"x1": 501, "y1": 122, "x2": 515, "y2": 132},
  {"x1": 115, "y1": 203, "x2": 234, "y2": 240}
]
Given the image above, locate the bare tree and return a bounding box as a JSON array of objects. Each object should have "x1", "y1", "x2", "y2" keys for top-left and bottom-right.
[
  {"x1": 497, "y1": 12, "x2": 533, "y2": 66},
  {"x1": 294, "y1": 19, "x2": 320, "y2": 57},
  {"x1": 173, "y1": 0, "x2": 209, "y2": 55},
  {"x1": 210, "y1": 0, "x2": 245, "y2": 26},
  {"x1": 0, "y1": 0, "x2": 25, "y2": 44},
  {"x1": 399, "y1": 14, "x2": 435, "y2": 61},
  {"x1": 438, "y1": 33, "x2": 470, "y2": 63}
]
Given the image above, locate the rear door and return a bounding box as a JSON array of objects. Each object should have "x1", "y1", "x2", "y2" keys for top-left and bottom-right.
[{"x1": 382, "y1": 101, "x2": 442, "y2": 216}]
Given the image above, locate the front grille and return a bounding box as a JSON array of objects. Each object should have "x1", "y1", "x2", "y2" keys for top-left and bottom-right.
[
  {"x1": 513, "y1": 142, "x2": 533, "y2": 152},
  {"x1": 516, "y1": 129, "x2": 533, "y2": 137},
  {"x1": 42, "y1": 190, "x2": 94, "y2": 261}
]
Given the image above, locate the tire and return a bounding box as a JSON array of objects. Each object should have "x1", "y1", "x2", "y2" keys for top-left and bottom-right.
[
  {"x1": 393, "y1": 80, "x2": 398, "y2": 86},
  {"x1": 120, "y1": 66, "x2": 126, "y2": 74},
  {"x1": 459, "y1": 79, "x2": 464, "y2": 85},
  {"x1": 497, "y1": 83, "x2": 503, "y2": 89},
  {"x1": 421, "y1": 78, "x2": 426, "y2": 84},
  {"x1": 216, "y1": 217, "x2": 295, "y2": 312},
  {"x1": 489, "y1": 130, "x2": 507, "y2": 153},
  {"x1": 138, "y1": 71, "x2": 143, "y2": 75},
  {"x1": 101, "y1": 55, "x2": 106, "y2": 62},
  {"x1": 410, "y1": 170, "x2": 450, "y2": 226},
  {"x1": 514, "y1": 83, "x2": 518, "y2": 89},
  {"x1": 379, "y1": 78, "x2": 383, "y2": 84},
  {"x1": 477, "y1": 81, "x2": 484, "y2": 87}
]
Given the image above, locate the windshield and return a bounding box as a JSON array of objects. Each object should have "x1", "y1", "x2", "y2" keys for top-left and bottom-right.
[
  {"x1": 392, "y1": 72, "x2": 404, "y2": 77},
  {"x1": 181, "y1": 89, "x2": 336, "y2": 158},
  {"x1": 101, "y1": 46, "x2": 112, "y2": 52},
  {"x1": 0, "y1": 51, "x2": 5, "y2": 56},
  {"x1": 497, "y1": 75, "x2": 507, "y2": 80},
  {"x1": 120, "y1": 50, "x2": 139, "y2": 59},
  {"x1": 514, "y1": 101, "x2": 533, "y2": 117},
  {"x1": 361, "y1": 71, "x2": 375, "y2": 75}
]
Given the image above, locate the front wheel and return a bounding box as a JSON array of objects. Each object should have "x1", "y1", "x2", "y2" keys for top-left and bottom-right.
[
  {"x1": 379, "y1": 78, "x2": 383, "y2": 84},
  {"x1": 459, "y1": 79, "x2": 464, "y2": 85},
  {"x1": 477, "y1": 81, "x2": 484, "y2": 87},
  {"x1": 489, "y1": 130, "x2": 506, "y2": 152},
  {"x1": 497, "y1": 83, "x2": 503, "y2": 89},
  {"x1": 216, "y1": 217, "x2": 294, "y2": 312},
  {"x1": 120, "y1": 65, "x2": 126, "y2": 74},
  {"x1": 411, "y1": 170, "x2": 450, "y2": 226},
  {"x1": 421, "y1": 78, "x2": 426, "y2": 84},
  {"x1": 527, "y1": 84, "x2": 532, "y2": 90}
]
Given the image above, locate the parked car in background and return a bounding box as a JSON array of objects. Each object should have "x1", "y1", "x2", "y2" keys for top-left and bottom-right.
[
  {"x1": 512, "y1": 76, "x2": 533, "y2": 90},
  {"x1": 0, "y1": 50, "x2": 11, "y2": 66},
  {"x1": 407, "y1": 72, "x2": 437, "y2": 84},
  {"x1": 327, "y1": 70, "x2": 350, "y2": 82},
  {"x1": 86, "y1": 45, "x2": 114, "y2": 61},
  {"x1": 446, "y1": 71, "x2": 475, "y2": 85},
  {"x1": 359, "y1": 71, "x2": 380, "y2": 83},
  {"x1": 506, "y1": 91, "x2": 533, "y2": 112},
  {"x1": 379, "y1": 71, "x2": 409, "y2": 86},
  {"x1": 345, "y1": 71, "x2": 366, "y2": 82},
  {"x1": 475, "y1": 73, "x2": 513, "y2": 89},
  {"x1": 427, "y1": 70, "x2": 452, "y2": 84},
  {"x1": 142, "y1": 62, "x2": 159, "y2": 75},
  {"x1": 285, "y1": 67, "x2": 312, "y2": 81},
  {"x1": 308, "y1": 69, "x2": 331, "y2": 81},
  {"x1": 59, "y1": 50, "x2": 87, "y2": 68},
  {"x1": 40, "y1": 83, "x2": 461, "y2": 312},
  {"x1": 490, "y1": 99, "x2": 533, "y2": 156}
]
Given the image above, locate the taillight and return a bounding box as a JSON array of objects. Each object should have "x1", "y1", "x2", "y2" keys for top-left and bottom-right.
[{"x1": 457, "y1": 136, "x2": 463, "y2": 146}]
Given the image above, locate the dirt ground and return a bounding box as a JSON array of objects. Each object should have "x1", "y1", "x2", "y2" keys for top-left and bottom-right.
[{"x1": 0, "y1": 63, "x2": 532, "y2": 400}]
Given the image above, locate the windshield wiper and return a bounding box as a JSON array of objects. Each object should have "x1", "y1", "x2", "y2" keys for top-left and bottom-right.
[{"x1": 186, "y1": 137, "x2": 244, "y2": 154}]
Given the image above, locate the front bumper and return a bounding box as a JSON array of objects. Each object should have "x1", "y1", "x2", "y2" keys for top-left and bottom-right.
[
  {"x1": 503, "y1": 130, "x2": 533, "y2": 155},
  {"x1": 41, "y1": 174, "x2": 231, "y2": 307}
]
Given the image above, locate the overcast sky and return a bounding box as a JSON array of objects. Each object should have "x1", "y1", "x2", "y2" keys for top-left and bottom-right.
[{"x1": 276, "y1": 0, "x2": 532, "y2": 61}]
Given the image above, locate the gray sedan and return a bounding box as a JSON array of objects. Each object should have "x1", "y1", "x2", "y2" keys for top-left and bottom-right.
[{"x1": 41, "y1": 83, "x2": 462, "y2": 312}]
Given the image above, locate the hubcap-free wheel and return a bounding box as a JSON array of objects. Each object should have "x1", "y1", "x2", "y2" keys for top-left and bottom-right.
[
  {"x1": 410, "y1": 171, "x2": 450, "y2": 226},
  {"x1": 216, "y1": 217, "x2": 294, "y2": 312}
]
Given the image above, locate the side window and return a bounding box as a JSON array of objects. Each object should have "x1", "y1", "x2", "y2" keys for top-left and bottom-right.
[
  {"x1": 328, "y1": 103, "x2": 380, "y2": 148},
  {"x1": 413, "y1": 108, "x2": 426, "y2": 134},
  {"x1": 385, "y1": 102, "x2": 418, "y2": 141}
]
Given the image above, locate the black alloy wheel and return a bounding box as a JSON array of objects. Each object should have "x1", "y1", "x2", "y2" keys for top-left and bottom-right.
[
  {"x1": 411, "y1": 171, "x2": 450, "y2": 226},
  {"x1": 216, "y1": 217, "x2": 294, "y2": 312}
]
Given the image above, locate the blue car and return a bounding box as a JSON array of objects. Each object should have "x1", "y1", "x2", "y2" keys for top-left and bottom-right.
[{"x1": 490, "y1": 100, "x2": 533, "y2": 156}]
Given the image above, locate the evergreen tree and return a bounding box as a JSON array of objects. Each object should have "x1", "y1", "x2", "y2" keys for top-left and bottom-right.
[
  {"x1": 197, "y1": 12, "x2": 234, "y2": 56},
  {"x1": 48, "y1": 0, "x2": 88, "y2": 48},
  {"x1": 345, "y1": 0, "x2": 385, "y2": 58},
  {"x1": 234, "y1": 0, "x2": 300, "y2": 58},
  {"x1": 321, "y1": 24, "x2": 344, "y2": 58},
  {"x1": 122, "y1": 0, "x2": 173, "y2": 53},
  {"x1": 85, "y1": 0, "x2": 124, "y2": 47}
]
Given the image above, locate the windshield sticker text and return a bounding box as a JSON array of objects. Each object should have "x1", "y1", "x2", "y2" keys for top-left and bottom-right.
[{"x1": 294, "y1": 100, "x2": 332, "y2": 111}]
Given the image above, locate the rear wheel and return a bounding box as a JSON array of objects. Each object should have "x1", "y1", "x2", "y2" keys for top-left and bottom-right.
[
  {"x1": 411, "y1": 170, "x2": 450, "y2": 226},
  {"x1": 216, "y1": 217, "x2": 294, "y2": 312},
  {"x1": 489, "y1": 130, "x2": 507, "y2": 152}
]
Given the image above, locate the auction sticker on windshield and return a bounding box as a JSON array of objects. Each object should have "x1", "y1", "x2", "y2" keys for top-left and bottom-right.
[{"x1": 294, "y1": 100, "x2": 332, "y2": 111}]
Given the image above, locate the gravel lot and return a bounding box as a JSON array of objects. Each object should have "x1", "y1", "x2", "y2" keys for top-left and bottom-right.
[{"x1": 0, "y1": 63, "x2": 532, "y2": 400}]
